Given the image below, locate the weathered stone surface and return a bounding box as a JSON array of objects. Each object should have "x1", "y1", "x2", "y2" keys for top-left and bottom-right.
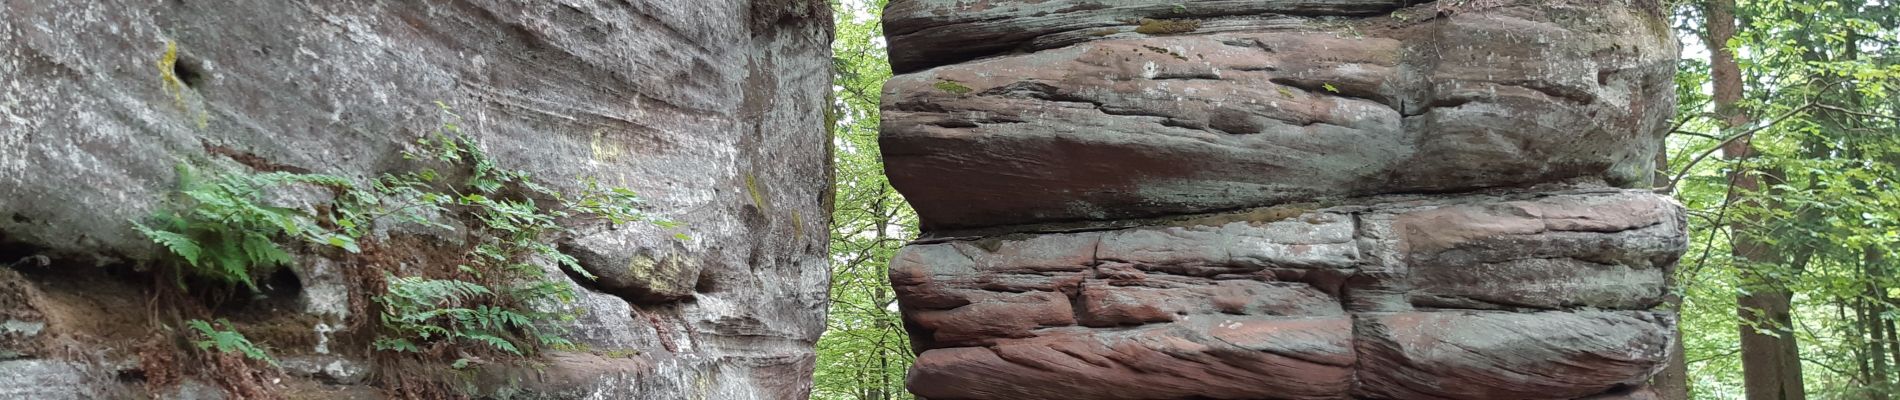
[
  {"x1": 0, "y1": 0, "x2": 832, "y2": 398},
  {"x1": 908, "y1": 316, "x2": 1355, "y2": 400},
  {"x1": 883, "y1": 0, "x2": 1404, "y2": 72},
  {"x1": 888, "y1": 189, "x2": 1685, "y2": 399},
  {"x1": 1353, "y1": 311, "x2": 1675, "y2": 399},
  {"x1": 1373, "y1": 191, "x2": 1689, "y2": 311},
  {"x1": 882, "y1": 0, "x2": 1678, "y2": 231},
  {"x1": 884, "y1": 1, "x2": 1684, "y2": 395}
]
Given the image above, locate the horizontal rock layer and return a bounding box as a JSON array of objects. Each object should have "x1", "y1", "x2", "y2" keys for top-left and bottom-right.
[
  {"x1": 891, "y1": 189, "x2": 1686, "y2": 399},
  {"x1": 881, "y1": 0, "x2": 1678, "y2": 231}
]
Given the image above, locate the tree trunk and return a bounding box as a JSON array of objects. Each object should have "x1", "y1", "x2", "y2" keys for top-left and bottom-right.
[
  {"x1": 1870, "y1": 249, "x2": 1893, "y2": 399},
  {"x1": 1653, "y1": 147, "x2": 1691, "y2": 400},
  {"x1": 1708, "y1": 0, "x2": 1807, "y2": 397}
]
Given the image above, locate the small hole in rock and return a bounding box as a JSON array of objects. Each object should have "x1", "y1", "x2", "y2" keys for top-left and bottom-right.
[
  {"x1": 7, "y1": 214, "x2": 28, "y2": 224},
  {"x1": 172, "y1": 55, "x2": 205, "y2": 88},
  {"x1": 694, "y1": 269, "x2": 719, "y2": 294},
  {"x1": 116, "y1": 368, "x2": 148, "y2": 383}
]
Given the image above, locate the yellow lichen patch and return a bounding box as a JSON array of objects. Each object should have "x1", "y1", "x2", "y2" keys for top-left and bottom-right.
[
  {"x1": 1134, "y1": 18, "x2": 1200, "y2": 35},
  {"x1": 789, "y1": 211, "x2": 804, "y2": 239},
  {"x1": 154, "y1": 41, "x2": 210, "y2": 129},
  {"x1": 744, "y1": 173, "x2": 772, "y2": 212},
  {"x1": 1170, "y1": 203, "x2": 1323, "y2": 228},
  {"x1": 157, "y1": 41, "x2": 185, "y2": 105},
  {"x1": 589, "y1": 129, "x2": 623, "y2": 161},
  {"x1": 932, "y1": 80, "x2": 973, "y2": 95}
]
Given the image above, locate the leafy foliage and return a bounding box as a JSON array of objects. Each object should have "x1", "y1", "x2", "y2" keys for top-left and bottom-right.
[
  {"x1": 1664, "y1": 0, "x2": 1900, "y2": 397},
  {"x1": 136, "y1": 165, "x2": 357, "y2": 291},
  {"x1": 139, "y1": 104, "x2": 662, "y2": 364},
  {"x1": 187, "y1": 319, "x2": 278, "y2": 366},
  {"x1": 814, "y1": 1, "x2": 917, "y2": 399},
  {"x1": 362, "y1": 105, "x2": 656, "y2": 357}
]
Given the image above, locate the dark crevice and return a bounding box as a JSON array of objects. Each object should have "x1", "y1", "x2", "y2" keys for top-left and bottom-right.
[
  {"x1": 1497, "y1": 79, "x2": 1597, "y2": 105},
  {"x1": 1217, "y1": 37, "x2": 1276, "y2": 53},
  {"x1": 171, "y1": 54, "x2": 204, "y2": 88},
  {"x1": 929, "y1": 119, "x2": 980, "y2": 129},
  {"x1": 1405, "y1": 96, "x2": 1477, "y2": 117},
  {"x1": 1268, "y1": 77, "x2": 1396, "y2": 108},
  {"x1": 200, "y1": 140, "x2": 311, "y2": 174},
  {"x1": 1097, "y1": 106, "x2": 1175, "y2": 119},
  {"x1": 1151, "y1": 72, "x2": 1223, "y2": 81}
]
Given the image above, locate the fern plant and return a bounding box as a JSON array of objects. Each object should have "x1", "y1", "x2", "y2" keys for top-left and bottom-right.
[
  {"x1": 364, "y1": 105, "x2": 657, "y2": 357},
  {"x1": 372, "y1": 276, "x2": 571, "y2": 355},
  {"x1": 136, "y1": 165, "x2": 359, "y2": 291},
  {"x1": 138, "y1": 103, "x2": 662, "y2": 364},
  {"x1": 187, "y1": 319, "x2": 279, "y2": 366}
]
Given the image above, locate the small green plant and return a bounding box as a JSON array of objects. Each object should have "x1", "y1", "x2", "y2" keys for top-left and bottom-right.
[
  {"x1": 932, "y1": 80, "x2": 973, "y2": 95},
  {"x1": 187, "y1": 319, "x2": 278, "y2": 366},
  {"x1": 372, "y1": 276, "x2": 566, "y2": 355},
  {"x1": 141, "y1": 103, "x2": 665, "y2": 365},
  {"x1": 364, "y1": 105, "x2": 660, "y2": 357},
  {"x1": 1170, "y1": 3, "x2": 1188, "y2": 14},
  {"x1": 1134, "y1": 18, "x2": 1201, "y2": 35},
  {"x1": 1323, "y1": 83, "x2": 1341, "y2": 93},
  {"x1": 136, "y1": 165, "x2": 358, "y2": 291}
]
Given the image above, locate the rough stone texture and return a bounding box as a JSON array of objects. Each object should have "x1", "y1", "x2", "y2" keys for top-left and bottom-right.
[
  {"x1": 882, "y1": 0, "x2": 1677, "y2": 231},
  {"x1": 0, "y1": 0, "x2": 831, "y2": 398},
  {"x1": 883, "y1": 0, "x2": 1683, "y2": 398},
  {"x1": 890, "y1": 189, "x2": 1685, "y2": 399}
]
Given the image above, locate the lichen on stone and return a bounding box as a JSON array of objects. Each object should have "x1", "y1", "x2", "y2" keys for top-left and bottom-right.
[
  {"x1": 932, "y1": 80, "x2": 973, "y2": 95},
  {"x1": 1133, "y1": 18, "x2": 1200, "y2": 35}
]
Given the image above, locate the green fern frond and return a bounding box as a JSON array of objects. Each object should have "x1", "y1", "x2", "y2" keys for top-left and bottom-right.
[
  {"x1": 186, "y1": 319, "x2": 278, "y2": 366},
  {"x1": 136, "y1": 224, "x2": 202, "y2": 267}
]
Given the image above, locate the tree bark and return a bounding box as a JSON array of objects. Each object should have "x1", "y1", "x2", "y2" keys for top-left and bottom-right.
[
  {"x1": 1708, "y1": 0, "x2": 1808, "y2": 397},
  {"x1": 1654, "y1": 148, "x2": 1691, "y2": 400}
]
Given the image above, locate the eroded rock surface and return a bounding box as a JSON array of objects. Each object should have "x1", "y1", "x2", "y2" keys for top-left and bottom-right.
[
  {"x1": 881, "y1": 0, "x2": 1683, "y2": 398},
  {"x1": 883, "y1": 0, "x2": 1676, "y2": 231},
  {"x1": 0, "y1": 1, "x2": 831, "y2": 398}
]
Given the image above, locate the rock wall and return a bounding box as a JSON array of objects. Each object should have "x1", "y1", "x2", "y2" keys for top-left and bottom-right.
[
  {"x1": 880, "y1": 0, "x2": 1684, "y2": 399},
  {"x1": 0, "y1": 1, "x2": 831, "y2": 398}
]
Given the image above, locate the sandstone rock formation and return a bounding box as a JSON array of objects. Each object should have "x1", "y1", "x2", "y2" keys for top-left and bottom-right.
[
  {"x1": 0, "y1": 1, "x2": 830, "y2": 398},
  {"x1": 881, "y1": 0, "x2": 1684, "y2": 398}
]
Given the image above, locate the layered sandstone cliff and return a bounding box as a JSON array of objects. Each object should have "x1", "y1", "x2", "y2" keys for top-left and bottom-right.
[
  {"x1": 0, "y1": 1, "x2": 831, "y2": 398},
  {"x1": 881, "y1": 0, "x2": 1684, "y2": 398}
]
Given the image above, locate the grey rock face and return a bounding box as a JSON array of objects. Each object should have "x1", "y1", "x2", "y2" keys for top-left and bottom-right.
[
  {"x1": 881, "y1": 0, "x2": 1685, "y2": 398},
  {"x1": 0, "y1": 0, "x2": 831, "y2": 398}
]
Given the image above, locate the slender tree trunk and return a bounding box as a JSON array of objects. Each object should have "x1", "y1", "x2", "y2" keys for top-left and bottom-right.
[
  {"x1": 1889, "y1": 314, "x2": 1899, "y2": 396},
  {"x1": 1708, "y1": 0, "x2": 1807, "y2": 397},
  {"x1": 1654, "y1": 146, "x2": 1692, "y2": 399},
  {"x1": 1871, "y1": 249, "x2": 1893, "y2": 399}
]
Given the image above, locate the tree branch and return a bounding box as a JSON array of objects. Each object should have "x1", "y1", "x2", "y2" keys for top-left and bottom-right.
[{"x1": 1666, "y1": 102, "x2": 1819, "y2": 192}]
